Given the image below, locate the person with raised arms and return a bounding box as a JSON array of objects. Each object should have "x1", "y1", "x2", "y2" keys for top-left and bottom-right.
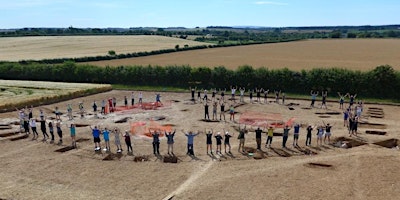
[
  {"x1": 224, "y1": 129, "x2": 233, "y2": 154},
  {"x1": 183, "y1": 129, "x2": 200, "y2": 156},
  {"x1": 89, "y1": 125, "x2": 101, "y2": 151},
  {"x1": 165, "y1": 129, "x2": 176, "y2": 155},
  {"x1": 239, "y1": 87, "x2": 246, "y2": 103},
  {"x1": 237, "y1": 124, "x2": 247, "y2": 153},
  {"x1": 205, "y1": 128, "x2": 213, "y2": 154},
  {"x1": 215, "y1": 131, "x2": 223, "y2": 155},
  {"x1": 255, "y1": 126, "x2": 263, "y2": 150},
  {"x1": 310, "y1": 90, "x2": 318, "y2": 107}
]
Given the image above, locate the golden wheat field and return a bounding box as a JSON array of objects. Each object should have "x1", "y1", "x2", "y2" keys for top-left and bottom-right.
[
  {"x1": 0, "y1": 35, "x2": 211, "y2": 61},
  {"x1": 88, "y1": 39, "x2": 400, "y2": 71}
]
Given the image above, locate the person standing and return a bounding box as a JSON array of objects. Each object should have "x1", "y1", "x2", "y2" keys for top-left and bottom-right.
[
  {"x1": 156, "y1": 93, "x2": 163, "y2": 106},
  {"x1": 320, "y1": 90, "x2": 328, "y2": 109},
  {"x1": 204, "y1": 102, "x2": 210, "y2": 120},
  {"x1": 190, "y1": 87, "x2": 196, "y2": 102},
  {"x1": 183, "y1": 130, "x2": 200, "y2": 156},
  {"x1": 67, "y1": 104, "x2": 73, "y2": 120},
  {"x1": 101, "y1": 100, "x2": 106, "y2": 114},
  {"x1": 316, "y1": 126, "x2": 324, "y2": 146},
  {"x1": 40, "y1": 114, "x2": 49, "y2": 141},
  {"x1": 112, "y1": 97, "x2": 117, "y2": 108},
  {"x1": 229, "y1": 104, "x2": 235, "y2": 121},
  {"x1": 249, "y1": 89, "x2": 254, "y2": 103},
  {"x1": 230, "y1": 85, "x2": 237, "y2": 103},
  {"x1": 151, "y1": 129, "x2": 161, "y2": 155},
  {"x1": 30, "y1": 118, "x2": 39, "y2": 140},
  {"x1": 337, "y1": 92, "x2": 347, "y2": 109},
  {"x1": 48, "y1": 121, "x2": 55, "y2": 144},
  {"x1": 310, "y1": 90, "x2": 318, "y2": 107},
  {"x1": 282, "y1": 125, "x2": 290, "y2": 148},
  {"x1": 165, "y1": 129, "x2": 176, "y2": 155},
  {"x1": 90, "y1": 125, "x2": 101, "y2": 151},
  {"x1": 324, "y1": 123, "x2": 333, "y2": 144},
  {"x1": 56, "y1": 120, "x2": 63, "y2": 145},
  {"x1": 237, "y1": 125, "x2": 247, "y2": 152},
  {"x1": 78, "y1": 102, "x2": 84, "y2": 118},
  {"x1": 124, "y1": 130, "x2": 133, "y2": 153},
  {"x1": 55, "y1": 106, "x2": 61, "y2": 120},
  {"x1": 306, "y1": 125, "x2": 313, "y2": 146},
  {"x1": 131, "y1": 91, "x2": 135, "y2": 106},
  {"x1": 92, "y1": 101, "x2": 98, "y2": 113},
  {"x1": 239, "y1": 87, "x2": 245, "y2": 103},
  {"x1": 293, "y1": 123, "x2": 300, "y2": 147},
  {"x1": 138, "y1": 91, "x2": 143, "y2": 105},
  {"x1": 113, "y1": 128, "x2": 123, "y2": 153},
  {"x1": 68, "y1": 123, "x2": 77, "y2": 148},
  {"x1": 215, "y1": 132, "x2": 223, "y2": 155},
  {"x1": 266, "y1": 126, "x2": 274, "y2": 148},
  {"x1": 224, "y1": 130, "x2": 233, "y2": 154},
  {"x1": 219, "y1": 88, "x2": 226, "y2": 102},
  {"x1": 205, "y1": 128, "x2": 213, "y2": 154},
  {"x1": 212, "y1": 101, "x2": 217, "y2": 120},
  {"x1": 124, "y1": 96, "x2": 128, "y2": 107},
  {"x1": 219, "y1": 101, "x2": 226, "y2": 121},
  {"x1": 102, "y1": 127, "x2": 111, "y2": 152},
  {"x1": 255, "y1": 127, "x2": 263, "y2": 150}
]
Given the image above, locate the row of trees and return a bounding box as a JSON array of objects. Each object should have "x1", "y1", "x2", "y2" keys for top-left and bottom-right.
[{"x1": 0, "y1": 62, "x2": 398, "y2": 100}]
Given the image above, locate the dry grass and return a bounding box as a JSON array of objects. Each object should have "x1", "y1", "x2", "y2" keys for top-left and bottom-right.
[
  {"x1": 87, "y1": 39, "x2": 400, "y2": 71},
  {"x1": 0, "y1": 35, "x2": 211, "y2": 61},
  {"x1": 0, "y1": 80, "x2": 111, "y2": 111}
]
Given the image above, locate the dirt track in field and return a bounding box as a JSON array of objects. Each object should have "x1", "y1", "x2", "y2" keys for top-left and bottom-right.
[
  {"x1": 1, "y1": 90, "x2": 399, "y2": 200},
  {"x1": 88, "y1": 39, "x2": 400, "y2": 71}
]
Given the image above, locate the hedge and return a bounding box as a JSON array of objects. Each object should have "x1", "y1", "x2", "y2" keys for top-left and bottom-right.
[{"x1": 0, "y1": 62, "x2": 399, "y2": 100}]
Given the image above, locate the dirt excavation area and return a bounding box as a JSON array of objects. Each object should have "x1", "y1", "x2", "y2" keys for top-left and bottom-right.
[{"x1": 0, "y1": 90, "x2": 399, "y2": 200}]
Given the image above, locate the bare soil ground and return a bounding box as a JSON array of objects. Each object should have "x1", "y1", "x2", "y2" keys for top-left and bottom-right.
[
  {"x1": 0, "y1": 36, "x2": 210, "y2": 61},
  {"x1": 88, "y1": 39, "x2": 400, "y2": 71},
  {"x1": 0, "y1": 90, "x2": 399, "y2": 200}
]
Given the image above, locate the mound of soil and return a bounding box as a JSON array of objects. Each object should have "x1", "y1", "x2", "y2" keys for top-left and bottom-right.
[
  {"x1": 134, "y1": 155, "x2": 149, "y2": 162},
  {"x1": 163, "y1": 156, "x2": 178, "y2": 163}
]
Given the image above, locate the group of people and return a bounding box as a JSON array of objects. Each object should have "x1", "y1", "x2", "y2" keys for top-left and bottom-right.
[{"x1": 13, "y1": 87, "x2": 363, "y2": 159}]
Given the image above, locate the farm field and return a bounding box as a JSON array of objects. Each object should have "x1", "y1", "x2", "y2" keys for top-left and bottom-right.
[
  {"x1": 0, "y1": 90, "x2": 400, "y2": 199},
  {"x1": 0, "y1": 80, "x2": 111, "y2": 112},
  {"x1": 0, "y1": 35, "x2": 211, "y2": 61},
  {"x1": 88, "y1": 39, "x2": 400, "y2": 71}
]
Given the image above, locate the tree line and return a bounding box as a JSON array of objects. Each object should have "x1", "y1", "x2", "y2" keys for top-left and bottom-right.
[{"x1": 0, "y1": 62, "x2": 398, "y2": 100}]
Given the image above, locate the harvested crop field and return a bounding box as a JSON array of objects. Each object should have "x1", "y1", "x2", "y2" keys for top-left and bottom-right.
[
  {"x1": 88, "y1": 39, "x2": 400, "y2": 71},
  {"x1": 0, "y1": 89, "x2": 400, "y2": 199},
  {"x1": 0, "y1": 80, "x2": 111, "y2": 112},
  {"x1": 0, "y1": 35, "x2": 210, "y2": 61}
]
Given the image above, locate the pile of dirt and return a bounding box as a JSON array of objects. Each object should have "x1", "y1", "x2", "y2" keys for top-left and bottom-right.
[
  {"x1": 103, "y1": 153, "x2": 123, "y2": 161},
  {"x1": 134, "y1": 155, "x2": 149, "y2": 162},
  {"x1": 365, "y1": 130, "x2": 387, "y2": 135},
  {"x1": 332, "y1": 137, "x2": 367, "y2": 149}
]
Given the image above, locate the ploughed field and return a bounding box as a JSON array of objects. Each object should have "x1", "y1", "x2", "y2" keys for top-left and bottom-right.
[{"x1": 87, "y1": 39, "x2": 400, "y2": 71}]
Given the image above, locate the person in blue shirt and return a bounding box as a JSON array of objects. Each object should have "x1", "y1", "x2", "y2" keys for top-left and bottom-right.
[
  {"x1": 102, "y1": 127, "x2": 110, "y2": 152},
  {"x1": 90, "y1": 125, "x2": 101, "y2": 151},
  {"x1": 293, "y1": 123, "x2": 300, "y2": 147},
  {"x1": 67, "y1": 123, "x2": 76, "y2": 148},
  {"x1": 182, "y1": 130, "x2": 200, "y2": 156}
]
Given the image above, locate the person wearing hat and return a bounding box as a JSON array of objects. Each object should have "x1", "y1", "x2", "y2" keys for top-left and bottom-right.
[{"x1": 215, "y1": 131, "x2": 223, "y2": 155}]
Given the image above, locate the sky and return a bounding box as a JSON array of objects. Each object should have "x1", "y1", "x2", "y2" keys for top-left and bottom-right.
[{"x1": 1, "y1": 0, "x2": 399, "y2": 29}]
